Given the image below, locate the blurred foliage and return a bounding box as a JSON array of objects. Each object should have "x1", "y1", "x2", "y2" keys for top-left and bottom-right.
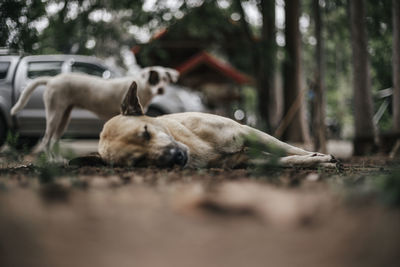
[
  {"x1": 4, "y1": 131, "x2": 24, "y2": 162},
  {"x1": 0, "y1": 0, "x2": 397, "y2": 137},
  {"x1": 366, "y1": 0, "x2": 393, "y2": 91},
  {"x1": 1, "y1": 0, "x2": 167, "y2": 66},
  {"x1": 373, "y1": 168, "x2": 400, "y2": 207},
  {"x1": 0, "y1": 0, "x2": 46, "y2": 52},
  {"x1": 301, "y1": 0, "x2": 393, "y2": 137},
  {"x1": 301, "y1": 0, "x2": 353, "y2": 138},
  {"x1": 35, "y1": 152, "x2": 63, "y2": 184},
  {"x1": 332, "y1": 166, "x2": 400, "y2": 208},
  {"x1": 366, "y1": 0, "x2": 393, "y2": 132},
  {"x1": 244, "y1": 132, "x2": 286, "y2": 180},
  {"x1": 136, "y1": 0, "x2": 254, "y2": 73}
]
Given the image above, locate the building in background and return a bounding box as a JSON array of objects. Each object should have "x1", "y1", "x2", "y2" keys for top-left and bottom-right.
[{"x1": 132, "y1": 26, "x2": 253, "y2": 117}]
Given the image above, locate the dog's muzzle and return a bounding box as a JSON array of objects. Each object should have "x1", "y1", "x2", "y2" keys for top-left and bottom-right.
[{"x1": 158, "y1": 147, "x2": 188, "y2": 168}]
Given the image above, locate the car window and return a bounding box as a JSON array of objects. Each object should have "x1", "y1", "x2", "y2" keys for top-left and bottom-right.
[
  {"x1": 71, "y1": 62, "x2": 109, "y2": 78},
  {"x1": 0, "y1": 61, "x2": 10, "y2": 79},
  {"x1": 27, "y1": 61, "x2": 63, "y2": 79}
]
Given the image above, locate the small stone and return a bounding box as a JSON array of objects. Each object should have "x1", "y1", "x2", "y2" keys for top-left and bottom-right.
[
  {"x1": 306, "y1": 173, "x2": 320, "y2": 182},
  {"x1": 133, "y1": 175, "x2": 144, "y2": 184}
]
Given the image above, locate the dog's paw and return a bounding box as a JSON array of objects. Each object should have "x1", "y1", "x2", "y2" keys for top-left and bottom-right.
[
  {"x1": 335, "y1": 160, "x2": 344, "y2": 172},
  {"x1": 330, "y1": 154, "x2": 338, "y2": 163}
]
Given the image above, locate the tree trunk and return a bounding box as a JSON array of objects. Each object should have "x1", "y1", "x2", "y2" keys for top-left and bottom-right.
[
  {"x1": 259, "y1": 0, "x2": 278, "y2": 132},
  {"x1": 282, "y1": 0, "x2": 311, "y2": 143},
  {"x1": 312, "y1": 0, "x2": 327, "y2": 153},
  {"x1": 235, "y1": 0, "x2": 276, "y2": 132},
  {"x1": 393, "y1": 0, "x2": 400, "y2": 131},
  {"x1": 349, "y1": 0, "x2": 376, "y2": 155}
]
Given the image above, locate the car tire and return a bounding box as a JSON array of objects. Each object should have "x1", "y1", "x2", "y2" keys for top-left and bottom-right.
[
  {"x1": 15, "y1": 136, "x2": 39, "y2": 151},
  {"x1": 0, "y1": 116, "x2": 7, "y2": 148}
]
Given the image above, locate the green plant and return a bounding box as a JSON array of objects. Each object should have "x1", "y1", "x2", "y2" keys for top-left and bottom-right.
[
  {"x1": 244, "y1": 133, "x2": 286, "y2": 181},
  {"x1": 3, "y1": 131, "x2": 24, "y2": 163},
  {"x1": 373, "y1": 168, "x2": 400, "y2": 207},
  {"x1": 35, "y1": 153, "x2": 63, "y2": 184}
]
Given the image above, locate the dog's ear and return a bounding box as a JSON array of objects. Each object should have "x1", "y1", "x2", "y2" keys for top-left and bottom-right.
[
  {"x1": 166, "y1": 68, "x2": 180, "y2": 83},
  {"x1": 121, "y1": 81, "x2": 144, "y2": 116},
  {"x1": 148, "y1": 70, "x2": 160, "y2": 85}
]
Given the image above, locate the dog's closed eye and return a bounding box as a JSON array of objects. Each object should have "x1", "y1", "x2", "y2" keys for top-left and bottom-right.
[{"x1": 142, "y1": 125, "x2": 151, "y2": 141}]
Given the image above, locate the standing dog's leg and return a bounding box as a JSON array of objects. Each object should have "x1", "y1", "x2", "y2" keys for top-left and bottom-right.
[
  {"x1": 34, "y1": 90, "x2": 66, "y2": 156},
  {"x1": 54, "y1": 105, "x2": 73, "y2": 142},
  {"x1": 35, "y1": 109, "x2": 63, "y2": 154},
  {"x1": 46, "y1": 105, "x2": 75, "y2": 162}
]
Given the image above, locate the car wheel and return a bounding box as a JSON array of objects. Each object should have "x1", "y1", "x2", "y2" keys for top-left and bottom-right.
[
  {"x1": 15, "y1": 136, "x2": 39, "y2": 151},
  {"x1": 0, "y1": 116, "x2": 7, "y2": 148}
]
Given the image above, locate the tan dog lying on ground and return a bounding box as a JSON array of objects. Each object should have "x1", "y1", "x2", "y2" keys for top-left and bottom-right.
[
  {"x1": 11, "y1": 66, "x2": 179, "y2": 153},
  {"x1": 97, "y1": 82, "x2": 337, "y2": 168}
]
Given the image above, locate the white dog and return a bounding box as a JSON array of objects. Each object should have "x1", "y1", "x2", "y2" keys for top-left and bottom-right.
[{"x1": 11, "y1": 66, "x2": 179, "y2": 152}]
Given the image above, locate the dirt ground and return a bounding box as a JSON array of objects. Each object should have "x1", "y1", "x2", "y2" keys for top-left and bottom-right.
[{"x1": 0, "y1": 153, "x2": 400, "y2": 267}]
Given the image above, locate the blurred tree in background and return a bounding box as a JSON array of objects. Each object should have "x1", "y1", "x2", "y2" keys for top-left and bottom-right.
[
  {"x1": 311, "y1": 0, "x2": 327, "y2": 153},
  {"x1": 234, "y1": 0, "x2": 277, "y2": 133},
  {"x1": 392, "y1": 0, "x2": 400, "y2": 132},
  {"x1": 349, "y1": 0, "x2": 376, "y2": 155},
  {"x1": 135, "y1": 1, "x2": 252, "y2": 70},
  {"x1": 281, "y1": 0, "x2": 311, "y2": 143},
  {"x1": 0, "y1": 0, "x2": 46, "y2": 52},
  {"x1": 0, "y1": 0, "x2": 398, "y2": 154}
]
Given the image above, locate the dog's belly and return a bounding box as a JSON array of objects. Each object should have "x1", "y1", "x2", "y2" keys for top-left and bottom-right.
[
  {"x1": 48, "y1": 75, "x2": 131, "y2": 119},
  {"x1": 183, "y1": 146, "x2": 248, "y2": 169},
  {"x1": 204, "y1": 150, "x2": 249, "y2": 168}
]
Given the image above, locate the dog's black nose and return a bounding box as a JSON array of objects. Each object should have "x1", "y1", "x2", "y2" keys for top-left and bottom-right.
[
  {"x1": 157, "y1": 87, "x2": 164, "y2": 94},
  {"x1": 173, "y1": 149, "x2": 187, "y2": 166},
  {"x1": 158, "y1": 147, "x2": 188, "y2": 168}
]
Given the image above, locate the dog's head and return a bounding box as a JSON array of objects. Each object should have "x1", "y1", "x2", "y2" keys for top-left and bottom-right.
[
  {"x1": 99, "y1": 81, "x2": 188, "y2": 168},
  {"x1": 139, "y1": 66, "x2": 179, "y2": 96}
]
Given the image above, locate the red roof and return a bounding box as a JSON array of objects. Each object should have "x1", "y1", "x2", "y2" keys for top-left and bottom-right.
[
  {"x1": 152, "y1": 28, "x2": 168, "y2": 41},
  {"x1": 176, "y1": 51, "x2": 252, "y2": 85}
]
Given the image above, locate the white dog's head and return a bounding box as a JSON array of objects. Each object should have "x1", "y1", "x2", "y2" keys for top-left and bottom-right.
[{"x1": 139, "y1": 66, "x2": 180, "y2": 95}]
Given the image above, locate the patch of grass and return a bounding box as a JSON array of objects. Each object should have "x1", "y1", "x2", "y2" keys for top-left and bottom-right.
[
  {"x1": 35, "y1": 153, "x2": 64, "y2": 184},
  {"x1": 244, "y1": 133, "x2": 286, "y2": 182},
  {"x1": 53, "y1": 141, "x2": 78, "y2": 160},
  {"x1": 2, "y1": 132, "x2": 25, "y2": 162},
  {"x1": 329, "y1": 165, "x2": 400, "y2": 208},
  {"x1": 373, "y1": 168, "x2": 400, "y2": 207},
  {"x1": 0, "y1": 180, "x2": 7, "y2": 192}
]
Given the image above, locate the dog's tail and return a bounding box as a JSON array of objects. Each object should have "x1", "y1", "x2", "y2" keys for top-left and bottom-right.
[{"x1": 11, "y1": 76, "x2": 50, "y2": 115}]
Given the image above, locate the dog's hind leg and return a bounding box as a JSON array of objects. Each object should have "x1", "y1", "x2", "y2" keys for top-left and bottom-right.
[
  {"x1": 240, "y1": 125, "x2": 336, "y2": 167},
  {"x1": 34, "y1": 104, "x2": 66, "y2": 156},
  {"x1": 241, "y1": 125, "x2": 313, "y2": 156},
  {"x1": 54, "y1": 105, "x2": 73, "y2": 141},
  {"x1": 43, "y1": 105, "x2": 74, "y2": 162}
]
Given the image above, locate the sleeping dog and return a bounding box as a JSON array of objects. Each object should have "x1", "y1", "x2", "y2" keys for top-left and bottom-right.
[
  {"x1": 11, "y1": 66, "x2": 179, "y2": 152},
  {"x1": 98, "y1": 81, "x2": 337, "y2": 168}
]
